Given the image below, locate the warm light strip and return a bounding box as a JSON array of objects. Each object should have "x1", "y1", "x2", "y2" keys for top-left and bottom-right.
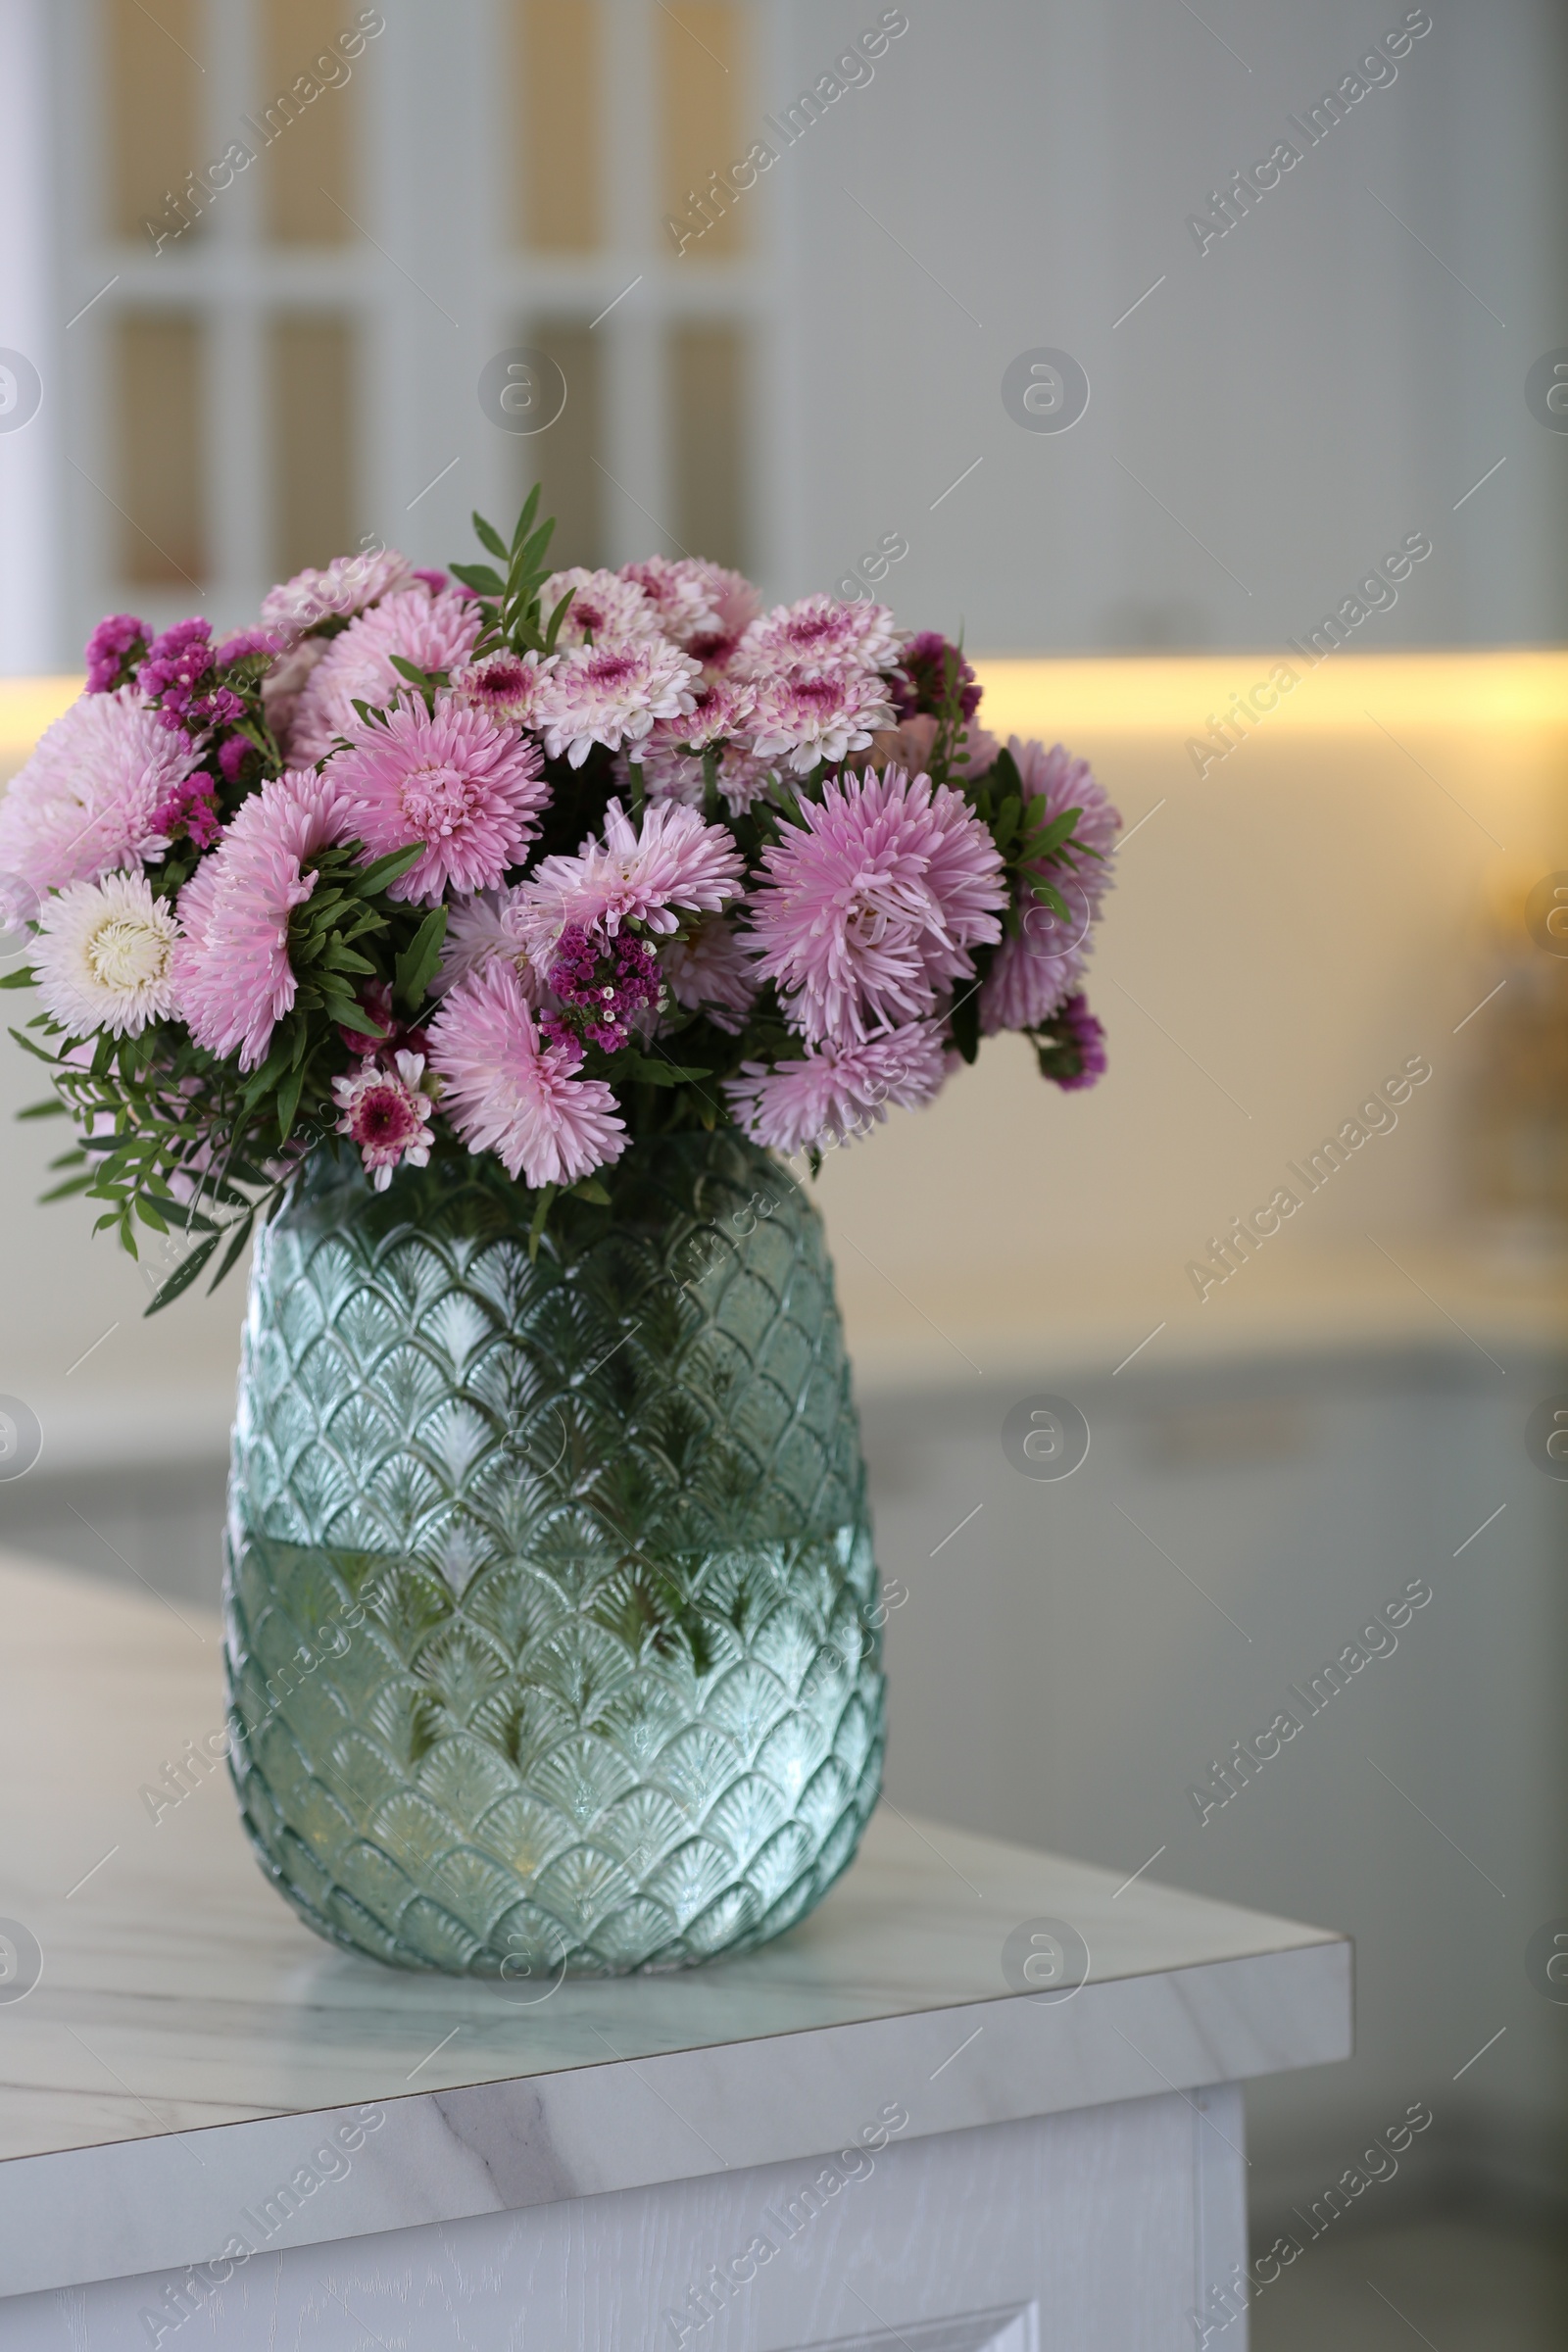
[
  {"x1": 3, "y1": 650, "x2": 1567, "y2": 774},
  {"x1": 0, "y1": 677, "x2": 85, "y2": 763},
  {"x1": 971, "y1": 649, "x2": 1568, "y2": 739}
]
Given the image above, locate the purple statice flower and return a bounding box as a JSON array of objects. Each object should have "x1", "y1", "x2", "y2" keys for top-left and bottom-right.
[
  {"x1": 218, "y1": 735, "x2": 251, "y2": 783},
  {"x1": 543, "y1": 923, "x2": 662, "y2": 1054},
  {"x1": 150, "y1": 769, "x2": 222, "y2": 851},
  {"x1": 138, "y1": 619, "x2": 246, "y2": 734},
  {"x1": 84, "y1": 613, "x2": 149, "y2": 694},
  {"x1": 215, "y1": 627, "x2": 280, "y2": 668},
  {"x1": 1034, "y1": 994, "x2": 1106, "y2": 1091},
  {"x1": 893, "y1": 632, "x2": 981, "y2": 723}
]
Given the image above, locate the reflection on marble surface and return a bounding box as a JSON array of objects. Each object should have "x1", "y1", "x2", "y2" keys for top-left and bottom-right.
[{"x1": 0, "y1": 1548, "x2": 1350, "y2": 2297}]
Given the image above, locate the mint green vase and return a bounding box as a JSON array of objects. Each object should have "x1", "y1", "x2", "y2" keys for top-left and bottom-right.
[{"x1": 222, "y1": 1130, "x2": 885, "y2": 1975}]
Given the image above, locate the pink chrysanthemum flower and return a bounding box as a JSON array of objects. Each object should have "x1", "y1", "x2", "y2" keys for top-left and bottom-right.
[
  {"x1": 663, "y1": 913, "x2": 758, "y2": 1033},
  {"x1": 746, "y1": 765, "x2": 1006, "y2": 1044},
  {"x1": 448, "y1": 647, "x2": 556, "y2": 728},
  {"x1": 540, "y1": 566, "x2": 665, "y2": 651},
  {"x1": 31, "y1": 869, "x2": 181, "y2": 1040},
  {"x1": 172, "y1": 768, "x2": 353, "y2": 1071},
  {"x1": 437, "y1": 886, "x2": 540, "y2": 996},
  {"x1": 532, "y1": 640, "x2": 702, "y2": 767},
  {"x1": 0, "y1": 689, "x2": 198, "y2": 900},
  {"x1": 618, "y1": 558, "x2": 761, "y2": 659},
  {"x1": 332, "y1": 1050, "x2": 435, "y2": 1190},
  {"x1": 426, "y1": 959, "x2": 627, "y2": 1189},
  {"x1": 733, "y1": 594, "x2": 903, "y2": 679},
  {"x1": 260, "y1": 547, "x2": 416, "y2": 648},
  {"x1": 742, "y1": 665, "x2": 897, "y2": 775},
  {"x1": 980, "y1": 738, "x2": 1120, "y2": 1037},
  {"x1": 868, "y1": 711, "x2": 1000, "y2": 782},
  {"x1": 261, "y1": 635, "x2": 330, "y2": 756},
  {"x1": 288, "y1": 586, "x2": 483, "y2": 764},
  {"x1": 726, "y1": 1021, "x2": 949, "y2": 1154},
  {"x1": 330, "y1": 696, "x2": 549, "y2": 906},
  {"x1": 511, "y1": 797, "x2": 743, "y2": 975}
]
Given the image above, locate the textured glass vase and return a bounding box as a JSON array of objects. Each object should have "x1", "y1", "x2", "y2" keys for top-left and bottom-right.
[{"x1": 223, "y1": 1128, "x2": 885, "y2": 1976}]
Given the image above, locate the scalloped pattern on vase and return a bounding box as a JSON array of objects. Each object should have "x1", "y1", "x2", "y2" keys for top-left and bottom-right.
[{"x1": 223, "y1": 1131, "x2": 884, "y2": 1974}]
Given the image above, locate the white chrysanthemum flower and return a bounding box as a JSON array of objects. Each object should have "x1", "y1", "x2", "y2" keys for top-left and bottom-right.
[
  {"x1": 32, "y1": 870, "x2": 180, "y2": 1039},
  {"x1": 533, "y1": 641, "x2": 702, "y2": 767},
  {"x1": 538, "y1": 567, "x2": 666, "y2": 652}
]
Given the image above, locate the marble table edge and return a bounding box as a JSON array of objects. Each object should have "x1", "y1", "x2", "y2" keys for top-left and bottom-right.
[{"x1": 0, "y1": 1939, "x2": 1352, "y2": 2302}]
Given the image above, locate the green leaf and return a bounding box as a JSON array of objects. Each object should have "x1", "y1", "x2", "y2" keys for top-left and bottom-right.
[
  {"x1": 512, "y1": 484, "x2": 542, "y2": 554},
  {"x1": 276, "y1": 1064, "x2": 306, "y2": 1143},
  {"x1": 543, "y1": 589, "x2": 576, "y2": 653},
  {"x1": 207, "y1": 1214, "x2": 256, "y2": 1295},
  {"x1": 38, "y1": 1172, "x2": 97, "y2": 1202},
  {"x1": 1029, "y1": 879, "x2": 1070, "y2": 919},
  {"x1": 144, "y1": 1231, "x2": 220, "y2": 1314},
  {"x1": 568, "y1": 1176, "x2": 612, "y2": 1205},
  {"x1": 0, "y1": 964, "x2": 36, "y2": 989},
  {"x1": 472, "y1": 511, "x2": 510, "y2": 562},
  {"x1": 7, "y1": 1024, "x2": 62, "y2": 1066},
  {"x1": 394, "y1": 905, "x2": 448, "y2": 1010},
  {"x1": 993, "y1": 746, "x2": 1023, "y2": 800},
  {"x1": 354, "y1": 843, "x2": 423, "y2": 895},
  {"x1": 613, "y1": 1051, "x2": 708, "y2": 1088},
  {"x1": 450, "y1": 562, "x2": 505, "y2": 598},
  {"x1": 16, "y1": 1096, "x2": 67, "y2": 1119},
  {"x1": 1020, "y1": 808, "x2": 1083, "y2": 863},
  {"x1": 323, "y1": 997, "x2": 386, "y2": 1039}
]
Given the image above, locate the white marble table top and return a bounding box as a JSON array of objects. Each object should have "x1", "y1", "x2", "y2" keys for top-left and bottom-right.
[{"x1": 0, "y1": 1549, "x2": 1350, "y2": 2296}]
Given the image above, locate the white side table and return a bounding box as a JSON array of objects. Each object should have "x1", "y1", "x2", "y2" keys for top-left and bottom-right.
[{"x1": 0, "y1": 1551, "x2": 1349, "y2": 2347}]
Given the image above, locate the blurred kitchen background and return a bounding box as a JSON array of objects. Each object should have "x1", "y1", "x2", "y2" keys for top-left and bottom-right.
[{"x1": 2, "y1": 2, "x2": 1567, "y2": 2343}]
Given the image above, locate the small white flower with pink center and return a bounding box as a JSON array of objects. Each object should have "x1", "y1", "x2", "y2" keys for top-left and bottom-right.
[
  {"x1": 539, "y1": 567, "x2": 665, "y2": 651},
  {"x1": 618, "y1": 558, "x2": 761, "y2": 658},
  {"x1": 733, "y1": 595, "x2": 903, "y2": 679},
  {"x1": 741, "y1": 665, "x2": 897, "y2": 776},
  {"x1": 448, "y1": 647, "x2": 556, "y2": 728},
  {"x1": 332, "y1": 1050, "x2": 436, "y2": 1190},
  {"x1": 532, "y1": 640, "x2": 702, "y2": 767}
]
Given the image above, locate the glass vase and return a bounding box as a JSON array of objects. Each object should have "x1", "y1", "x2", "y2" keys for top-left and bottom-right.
[{"x1": 222, "y1": 1128, "x2": 885, "y2": 1976}]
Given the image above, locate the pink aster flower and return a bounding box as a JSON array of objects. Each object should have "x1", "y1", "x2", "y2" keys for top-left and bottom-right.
[
  {"x1": 260, "y1": 548, "x2": 416, "y2": 648},
  {"x1": 539, "y1": 566, "x2": 665, "y2": 650},
  {"x1": 332, "y1": 1050, "x2": 435, "y2": 1189},
  {"x1": 329, "y1": 696, "x2": 549, "y2": 906},
  {"x1": 618, "y1": 558, "x2": 761, "y2": 660},
  {"x1": 437, "y1": 886, "x2": 540, "y2": 996},
  {"x1": 288, "y1": 586, "x2": 483, "y2": 764},
  {"x1": 868, "y1": 711, "x2": 1000, "y2": 782},
  {"x1": 532, "y1": 640, "x2": 702, "y2": 767},
  {"x1": 733, "y1": 595, "x2": 903, "y2": 680},
  {"x1": 448, "y1": 647, "x2": 556, "y2": 728},
  {"x1": 510, "y1": 797, "x2": 743, "y2": 975},
  {"x1": 261, "y1": 635, "x2": 331, "y2": 756},
  {"x1": 726, "y1": 1021, "x2": 949, "y2": 1154},
  {"x1": 0, "y1": 689, "x2": 199, "y2": 900},
  {"x1": 172, "y1": 767, "x2": 353, "y2": 1071},
  {"x1": 741, "y1": 665, "x2": 897, "y2": 775},
  {"x1": 426, "y1": 959, "x2": 627, "y2": 1188},
  {"x1": 980, "y1": 738, "x2": 1120, "y2": 1037},
  {"x1": 662, "y1": 913, "x2": 758, "y2": 1033},
  {"x1": 746, "y1": 765, "x2": 1006, "y2": 1044}
]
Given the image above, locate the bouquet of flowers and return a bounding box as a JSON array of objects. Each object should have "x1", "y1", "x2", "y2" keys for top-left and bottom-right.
[{"x1": 0, "y1": 494, "x2": 1118, "y2": 1308}]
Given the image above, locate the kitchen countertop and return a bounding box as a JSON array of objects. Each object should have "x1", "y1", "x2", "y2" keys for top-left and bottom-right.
[{"x1": 0, "y1": 1548, "x2": 1350, "y2": 2298}]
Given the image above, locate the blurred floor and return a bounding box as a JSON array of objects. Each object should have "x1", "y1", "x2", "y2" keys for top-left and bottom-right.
[{"x1": 1251, "y1": 2211, "x2": 1568, "y2": 2350}]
